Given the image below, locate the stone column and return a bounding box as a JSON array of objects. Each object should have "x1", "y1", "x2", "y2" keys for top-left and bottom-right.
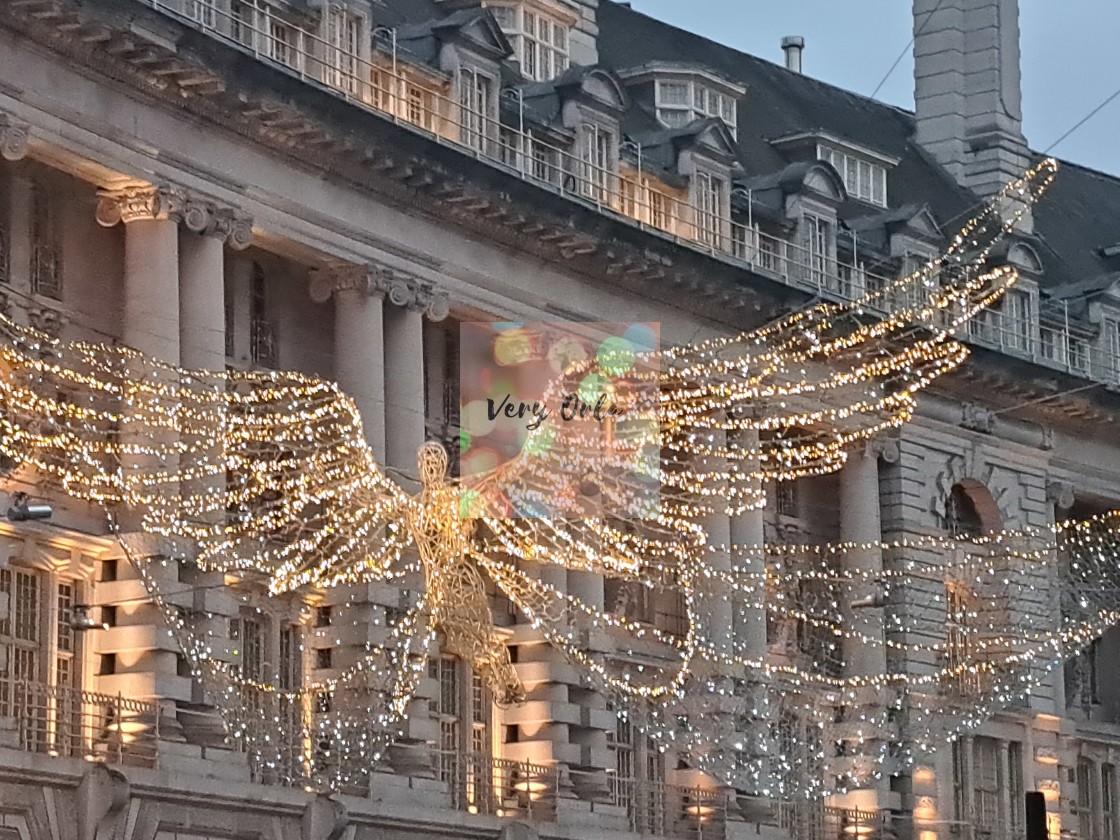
[
  {"x1": 94, "y1": 186, "x2": 190, "y2": 716},
  {"x1": 834, "y1": 440, "x2": 895, "y2": 806},
  {"x1": 309, "y1": 263, "x2": 397, "y2": 755},
  {"x1": 311, "y1": 263, "x2": 387, "y2": 462},
  {"x1": 376, "y1": 271, "x2": 449, "y2": 761},
  {"x1": 382, "y1": 272, "x2": 448, "y2": 480},
  {"x1": 729, "y1": 428, "x2": 769, "y2": 798},
  {"x1": 177, "y1": 204, "x2": 253, "y2": 742},
  {"x1": 180, "y1": 206, "x2": 252, "y2": 369}
]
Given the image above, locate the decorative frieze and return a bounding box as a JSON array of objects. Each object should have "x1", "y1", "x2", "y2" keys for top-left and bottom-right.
[
  {"x1": 0, "y1": 113, "x2": 30, "y2": 161},
  {"x1": 95, "y1": 184, "x2": 253, "y2": 248}
]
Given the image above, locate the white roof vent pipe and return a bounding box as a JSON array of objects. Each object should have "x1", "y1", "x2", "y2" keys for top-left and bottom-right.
[{"x1": 781, "y1": 35, "x2": 805, "y2": 74}]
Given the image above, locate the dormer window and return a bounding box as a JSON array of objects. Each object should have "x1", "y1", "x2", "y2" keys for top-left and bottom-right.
[
  {"x1": 324, "y1": 6, "x2": 363, "y2": 93},
  {"x1": 655, "y1": 79, "x2": 736, "y2": 135},
  {"x1": 817, "y1": 144, "x2": 886, "y2": 207},
  {"x1": 486, "y1": 2, "x2": 571, "y2": 82}
]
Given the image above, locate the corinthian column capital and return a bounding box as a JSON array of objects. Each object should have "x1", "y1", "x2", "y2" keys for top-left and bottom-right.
[
  {"x1": 0, "y1": 113, "x2": 30, "y2": 161},
  {"x1": 95, "y1": 184, "x2": 188, "y2": 227}
]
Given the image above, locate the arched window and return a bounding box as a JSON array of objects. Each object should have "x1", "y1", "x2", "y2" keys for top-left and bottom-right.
[{"x1": 943, "y1": 480, "x2": 1002, "y2": 537}]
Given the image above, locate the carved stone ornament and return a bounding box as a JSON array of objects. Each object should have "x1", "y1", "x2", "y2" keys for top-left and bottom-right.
[
  {"x1": 960, "y1": 403, "x2": 996, "y2": 434},
  {"x1": 95, "y1": 185, "x2": 187, "y2": 227},
  {"x1": 308, "y1": 263, "x2": 370, "y2": 303},
  {"x1": 0, "y1": 113, "x2": 30, "y2": 162},
  {"x1": 205, "y1": 207, "x2": 254, "y2": 250},
  {"x1": 373, "y1": 269, "x2": 450, "y2": 321},
  {"x1": 869, "y1": 438, "x2": 901, "y2": 464},
  {"x1": 28, "y1": 306, "x2": 65, "y2": 339},
  {"x1": 1046, "y1": 480, "x2": 1075, "y2": 510},
  {"x1": 95, "y1": 184, "x2": 253, "y2": 248}
]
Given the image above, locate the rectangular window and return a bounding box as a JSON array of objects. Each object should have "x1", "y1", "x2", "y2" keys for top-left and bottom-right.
[
  {"x1": 1079, "y1": 760, "x2": 1096, "y2": 840},
  {"x1": 231, "y1": 615, "x2": 265, "y2": 680},
  {"x1": 1104, "y1": 763, "x2": 1117, "y2": 840},
  {"x1": 655, "y1": 79, "x2": 736, "y2": 136},
  {"x1": 267, "y1": 19, "x2": 294, "y2": 68},
  {"x1": 974, "y1": 737, "x2": 1000, "y2": 831},
  {"x1": 489, "y1": 4, "x2": 569, "y2": 82},
  {"x1": 801, "y1": 213, "x2": 831, "y2": 286},
  {"x1": 530, "y1": 139, "x2": 558, "y2": 184},
  {"x1": 189, "y1": 0, "x2": 216, "y2": 28},
  {"x1": 580, "y1": 124, "x2": 613, "y2": 204},
  {"x1": 279, "y1": 625, "x2": 302, "y2": 691},
  {"x1": 1009, "y1": 742, "x2": 1025, "y2": 834},
  {"x1": 231, "y1": 1, "x2": 255, "y2": 46},
  {"x1": 459, "y1": 68, "x2": 492, "y2": 152},
  {"x1": 30, "y1": 178, "x2": 62, "y2": 301},
  {"x1": 817, "y1": 145, "x2": 888, "y2": 207},
  {"x1": 1003, "y1": 290, "x2": 1033, "y2": 352},
  {"x1": 325, "y1": 9, "x2": 361, "y2": 93},
  {"x1": 695, "y1": 171, "x2": 723, "y2": 248},
  {"x1": 1106, "y1": 320, "x2": 1120, "y2": 383}
]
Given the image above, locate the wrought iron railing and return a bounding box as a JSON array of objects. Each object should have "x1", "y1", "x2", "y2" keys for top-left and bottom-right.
[
  {"x1": 0, "y1": 674, "x2": 161, "y2": 766},
  {"x1": 127, "y1": 0, "x2": 1120, "y2": 388}
]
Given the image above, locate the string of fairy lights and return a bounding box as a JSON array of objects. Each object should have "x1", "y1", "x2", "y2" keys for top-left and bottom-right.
[{"x1": 1, "y1": 157, "x2": 1110, "y2": 799}]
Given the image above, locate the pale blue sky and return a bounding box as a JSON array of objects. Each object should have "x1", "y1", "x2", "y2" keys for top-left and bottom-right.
[{"x1": 626, "y1": 0, "x2": 1120, "y2": 176}]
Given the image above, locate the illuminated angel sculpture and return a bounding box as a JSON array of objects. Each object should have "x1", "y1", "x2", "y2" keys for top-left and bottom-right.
[{"x1": 0, "y1": 159, "x2": 1089, "y2": 796}]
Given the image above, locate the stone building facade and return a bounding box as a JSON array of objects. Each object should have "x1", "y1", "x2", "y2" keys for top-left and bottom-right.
[{"x1": 1, "y1": 0, "x2": 1120, "y2": 838}]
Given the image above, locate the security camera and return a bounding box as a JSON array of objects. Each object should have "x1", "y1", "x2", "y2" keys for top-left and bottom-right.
[
  {"x1": 850, "y1": 592, "x2": 888, "y2": 609},
  {"x1": 6, "y1": 493, "x2": 53, "y2": 522},
  {"x1": 851, "y1": 579, "x2": 889, "y2": 609},
  {"x1": 69, "y1": 604, "x2": 109, "y2": 632}
]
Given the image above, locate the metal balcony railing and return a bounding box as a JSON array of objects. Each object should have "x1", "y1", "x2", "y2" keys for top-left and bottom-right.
[
  {"x1": 608, "y1": 774, "x2": 735, "y2": 839},
  {"x1": 776, "y1": 802, "x2": 888, "y2": 840},
  {"x1": 0, "y1": 674, "x2": 161, "y2": 766},
  {"x1": 128, "y1": 0, "x2": 1120, "y2": 387}
]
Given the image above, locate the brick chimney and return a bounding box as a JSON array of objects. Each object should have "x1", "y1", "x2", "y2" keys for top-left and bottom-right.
[{"x1": 913, "y1": 0, "x2": 1031, "y2": 204}]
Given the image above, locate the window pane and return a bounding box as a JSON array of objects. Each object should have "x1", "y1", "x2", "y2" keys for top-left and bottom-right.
[
  {"x1": 658, "y1": 81, "x2": 689, "y2": 106},
  {"x1": 659, "y1": 109, "x2": 690, "y2": 127},
  {"x1": 845, "y1": 157, "x2": 858, "y2": 195},
  {"x1": 858, "y1": 160, "x2": 872, "y2": 199},
  {"x1": 872, "y1": 166, "x2": 886, "y2": 205}
]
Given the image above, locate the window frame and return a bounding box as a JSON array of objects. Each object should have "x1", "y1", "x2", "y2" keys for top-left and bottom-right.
[
  {"x1": 487, "y1": 2, "x2": 571, "y2": 83},
  {"x1": 654, "y1": 78, "x2": 737, "y2": 136},
  {"x1": 816, "y1": 143, "x2": 888, "y2": 207}
]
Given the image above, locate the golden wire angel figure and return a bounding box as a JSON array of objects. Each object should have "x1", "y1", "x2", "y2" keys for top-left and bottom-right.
[{"x1": 0, "y1": 160, "x2": 1059, "y2": 783}]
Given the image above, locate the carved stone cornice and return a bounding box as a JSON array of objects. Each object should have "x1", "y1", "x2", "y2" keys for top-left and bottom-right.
[
  {"x1": 0, "y1": 113, "x2": 30, "y2": 161},
  {"x1": 95, "y1": 184, "x2": 253, "y2": 248}
]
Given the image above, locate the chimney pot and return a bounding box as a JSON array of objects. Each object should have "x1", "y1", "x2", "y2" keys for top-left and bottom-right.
[{"x1": 781, "y1": 35, "x2": 805, "y2": 73}]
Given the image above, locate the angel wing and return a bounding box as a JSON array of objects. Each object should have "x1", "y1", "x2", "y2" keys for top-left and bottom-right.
[{"x1": 0, "y1": 313, "x2": 417, "y2": 594}]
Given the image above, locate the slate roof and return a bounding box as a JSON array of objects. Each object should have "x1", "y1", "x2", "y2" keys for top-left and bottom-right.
[{"x1": 373, "y1": 0, "x2": 1120, "y2": 298}]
